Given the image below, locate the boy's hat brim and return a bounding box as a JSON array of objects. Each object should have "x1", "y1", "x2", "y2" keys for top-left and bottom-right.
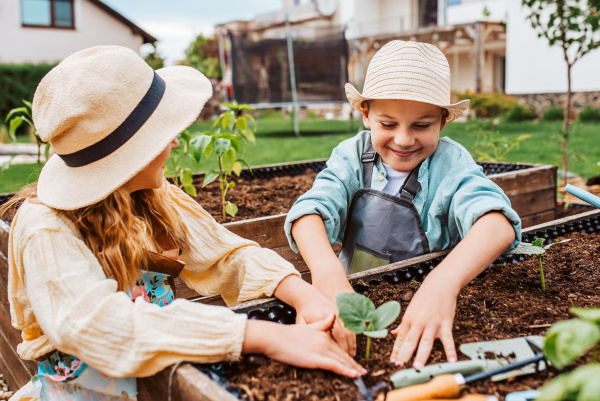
[
  {"x1": 346, "y1": 83, "x2": 470, "y2": 123},
  {"x1": 37, "y1": 55, "x2": 212, "y2": 210}
]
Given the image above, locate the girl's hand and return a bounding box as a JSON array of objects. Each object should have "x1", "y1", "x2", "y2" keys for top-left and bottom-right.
[
  {"x1": 295, "y1": 290, "x2": 357, "y2": 357},
  {"x1": 389, "y1": 275, "x2": 458, "y2": 368},
  {"x1": 243, "y1": 315, "x2": 366, "y2": 378}
]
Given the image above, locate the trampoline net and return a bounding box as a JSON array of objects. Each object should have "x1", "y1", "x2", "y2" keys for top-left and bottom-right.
[{"x1": 229, "y1": 29, "x2": 348, "y2": 105}]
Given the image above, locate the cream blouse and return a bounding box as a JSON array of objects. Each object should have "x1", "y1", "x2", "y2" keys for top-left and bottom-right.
[{"x1": 7, "y1": 184, "x2": 299, "y2": 378}]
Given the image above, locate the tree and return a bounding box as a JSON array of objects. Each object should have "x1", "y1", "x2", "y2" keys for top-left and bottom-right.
[
  {"x1": 181, "y1": 34, "x2": 221, "y2": 79},
  {"x1": 144, "y1": 44, "x2": 165, "y2": 70},
  {"x1": 521, "y1": 0, "x2": 600, "y2": 185}
]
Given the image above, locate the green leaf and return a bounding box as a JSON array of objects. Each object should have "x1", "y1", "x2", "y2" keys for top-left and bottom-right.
[
  {"x1": 5, "y1": 107, "x2": 30, "y2": 122},
  {"x1": 532, "y1": 238, "x2": 546, "y2": 247},
  {"x1": 221, "y1": 102, "x2": 237, "y2": 110},
  {"x1": 225, "y1": 111, "x2": 236, "y2": 129},
  {"x1": 44, "y1": 142, "x2": 51, "y2": 162},
  {"x1": 190, "y1": 134, "x2": 212, "y2": 163},
  {"x1": 536, "y1": 373, "x2": 573, "y2": 401},
  {"x1": 222, "y1": 148, "x2": 236, "y2": 174},
  {"x1": 335, "y1": 293, "x2": 376, "y2": 335},
  {"x1": 221, "y1": 112, "x2": 228, "y2": 129},
  {"x1": 241, "y1": 128, "x2": 256, "y2": 145},
  {"x1": 571, "y1": 307, "x2": 600, "y2": 325},
  {"x1": 227, "y1": 181, "x2": 236, "y2": 189},
  {"x1": 212, "y1": 115, "x2": 222, "y2": 128},
  {"x1": 180, "y1": 130, "x2": 191, "y2": 145},
  {"x1": 363, "y1": 329, "x2": 388, "y2": 338},
  {"x1": 203, "y1": 140, "x2": 214, "y2": 159},
  {"x1": 372, "y1": 301, "x2": 401, "y2": 331},
  {"x1": 576, "y1": 364, "x2": 600, "y2": 401},
  {"x1": 202, "y1": 170, "x2": 219, "y2": 187},
  {"x1": 183, "y1": 184, "x2": 197, "y2": 197},
  {"x1": 22, "y1": 99, "x2": 33, "y2": 109},
  {"x1": 181, "y1": 168, "x2": 194, "y2": 186},
  {"x1": 214, "y1": 138, "x2": 231, "y2": 157},
  {"x1": 544, "y1": 319, "x2": 600, "y2": 369},
  {"x1": 236, "y1": 158, "x2": 253, "y2": 174},
  {"x1": 225, "y1": 202, "x2": 238, "y2": 217},
  {"x1": 508, "y1": 242, "x2": 546, "y2": 255},
  {"x1": 236, "y1": 116, "x2": 247, "y2": 131},
  {"x1": 544, "y1": 238, "x2": 572, "y2": 250},
  {"x1": 240, "y1": 104, "x2": 255, "y2": 110},
  {"x1": 8, "y1": 117, "x2": 22, "y2": 142},
  {"x1": 232, "y1": 162, "x2": 243, "y2": 176},
  {"x1": 244, "y1": 113, "x2": 256, "y2": 126}
]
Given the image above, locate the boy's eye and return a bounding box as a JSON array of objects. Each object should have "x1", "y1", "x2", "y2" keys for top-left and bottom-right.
[
  {"x1": 414, "y1": 124, "x2": 431, "y2": 129},
  {"x1": 381, "y1": 122, "x2": 396, "y2": 128}
]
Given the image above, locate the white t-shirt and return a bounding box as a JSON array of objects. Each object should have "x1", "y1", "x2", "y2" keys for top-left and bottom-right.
[{"x1": 381, "y1": 163, "x2": 410, "y2": 196}]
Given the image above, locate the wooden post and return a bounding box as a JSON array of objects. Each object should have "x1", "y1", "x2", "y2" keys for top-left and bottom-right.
[{"x1": 474, "y1": 21, "x2": 482, "y2": 93}]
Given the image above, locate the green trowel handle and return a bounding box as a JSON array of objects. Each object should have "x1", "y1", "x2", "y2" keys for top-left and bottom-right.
[{"x1": 391, "y1": 360, "x2": 487, "y2": 388}]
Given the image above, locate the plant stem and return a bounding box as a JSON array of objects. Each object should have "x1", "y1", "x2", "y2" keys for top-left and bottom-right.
[
  {"x1": 217, "y1": 157, "x2": 226, "y2": 221},
  {"x1": 593, "y1": 345, "x2": 598, "y2": 363},
  {"x1": 538, "y1": 255, "x2": 546, "y2": 292},
  {"x1": 171, "y1": 157, "x2": 179, "y2": 187},
  {"x1": 366, "y1": 337, "x2": 371, "y2": 360}
]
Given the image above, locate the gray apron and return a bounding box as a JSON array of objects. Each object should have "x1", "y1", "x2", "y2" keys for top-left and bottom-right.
[{"x1": 339, "y1": 145, "x2": 430, "y2": 275}]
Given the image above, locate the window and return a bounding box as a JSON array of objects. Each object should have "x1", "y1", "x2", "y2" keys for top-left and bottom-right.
[{"x1": 21, "y1": 0, "x2": 74, "y2": 28}]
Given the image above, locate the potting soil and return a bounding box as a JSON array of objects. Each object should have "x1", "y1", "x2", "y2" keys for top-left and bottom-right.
[{"x1": 218, "y1": 231, "x2": 600, "y2": 400}]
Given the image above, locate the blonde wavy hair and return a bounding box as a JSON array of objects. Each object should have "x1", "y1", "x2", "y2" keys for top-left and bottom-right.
[{"x1": 1, "y1": 182, "x2": 189, "y2": 291}]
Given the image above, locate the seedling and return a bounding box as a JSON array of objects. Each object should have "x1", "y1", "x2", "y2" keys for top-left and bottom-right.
[
  {"x1": 164, "y1": 129, "x2": 201, "y2": 196},
  {"x1": 335, "y1": 293, "x2": 400, "y2": 360},
  {"x1": 508, "y1": 238, "x2": 571, "y2": 291}
]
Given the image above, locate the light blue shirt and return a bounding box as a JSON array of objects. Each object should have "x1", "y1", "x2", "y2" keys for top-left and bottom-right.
[{"x1": 284, "y1": 131, "x2": 521, "y2": 254}]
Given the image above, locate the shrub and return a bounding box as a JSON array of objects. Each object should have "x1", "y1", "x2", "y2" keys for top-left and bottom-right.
[
  {"x1": 456, "y1": 92, "x2": 517, "y2": 118},
  {"x1": 0, "y1": 63, "x2": 55, "y2": 125},
  {"x1": 578, "y1": 105, "x2": 600, "y2": 122},
  {"x1": 542, "y1": 105, "x2": 565, "y2": 121},
  {"x1": 506, "y1": 103, "x2": 537, "y2": 122}
]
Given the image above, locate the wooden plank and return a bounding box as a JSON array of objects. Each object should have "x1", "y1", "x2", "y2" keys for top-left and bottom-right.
[
  {"x1": 520, "y1": 210, "x2": 556, "y2": 228},
  {"x1": 525, "y1": 209, "x2": 600, "y2": 232},
  {"x1": 489, "y1": 165, "x2": 556, "y2": 197},
  {"x1": 224, "y1": 214, "x2": 288, "y2": 248},
  {"x1": 137, "y1": 366, "x2": 170, "y2": 401},
  {"x1": 0, "y1": 220, "x2": 9, "y2": 260},
  {"x1": 508, "y1": 188, "x2": 556, "y2": 217},
  {"x1": 0, "y1": 323, "x2": 37, "y2": 389}
]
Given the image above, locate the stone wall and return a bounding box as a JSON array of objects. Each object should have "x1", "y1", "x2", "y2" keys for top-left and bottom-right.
[{"x1": 512, "y1": 91, "x2": 600, "y2": 117}]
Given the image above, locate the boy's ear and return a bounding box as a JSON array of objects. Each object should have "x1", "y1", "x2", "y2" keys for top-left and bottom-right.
[
  {"x1": 439, "y1": 109, "x2": 449, "y2": 131},
  {"x1": 362, "y1": 102, "x2": 371, "y2": 129}
]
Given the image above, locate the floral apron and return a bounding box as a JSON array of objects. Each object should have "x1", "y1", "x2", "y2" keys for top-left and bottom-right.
[{"x1": 11, "y1": 221, "x2": 185, "y2": 401}]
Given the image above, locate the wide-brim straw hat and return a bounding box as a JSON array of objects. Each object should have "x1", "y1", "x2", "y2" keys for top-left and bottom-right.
[
  {"x1": 346, "y1": 40, "x2": 469, "y2": 122},
  {"x1": 34, "y1": 46, "x2": 212, "y2": 210}
]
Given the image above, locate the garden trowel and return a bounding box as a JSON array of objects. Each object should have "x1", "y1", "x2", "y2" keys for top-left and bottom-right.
[{"x1": 390, "y1": 336, "x2": 545, "y2": 388}]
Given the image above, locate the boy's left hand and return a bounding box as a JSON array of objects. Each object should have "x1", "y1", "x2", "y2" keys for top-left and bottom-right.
[{"x1": 389, "y1": 274, "x2": 458, "y2": 367}]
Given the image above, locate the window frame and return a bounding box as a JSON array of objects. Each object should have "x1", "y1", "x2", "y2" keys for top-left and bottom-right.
[{"x1": 21, "y1": 0, "x2": 75, "y2": 30}]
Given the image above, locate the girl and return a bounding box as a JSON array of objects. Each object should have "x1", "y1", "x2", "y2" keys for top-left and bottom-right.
[{"x1": 3, "y1": 46, "x2": 364, "y2": 401}]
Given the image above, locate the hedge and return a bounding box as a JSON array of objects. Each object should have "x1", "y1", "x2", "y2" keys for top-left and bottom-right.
[{"x1": 0, "y1": 63, "x2": 56, "y2": 124}]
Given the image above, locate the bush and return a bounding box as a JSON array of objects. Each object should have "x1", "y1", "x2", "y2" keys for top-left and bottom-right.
[
  {"x1": 542, "y1": 105, "x2": 565, "y2": 121},
  {"x1": 578, "y1": 105, "x2": 600, "y2": 122},
  {"x1": 456, "y1": 92, "x2": 517, "y2": 118},
  {"x1": 506, "y1": 103, "x2": 537, "y2": 122},
  {"x1": 0, "y1": 63, "x2": 55, "y2": 124}
]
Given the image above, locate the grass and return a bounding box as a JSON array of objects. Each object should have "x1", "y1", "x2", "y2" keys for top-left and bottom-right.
[{"x1": 1, "y1": 113, "x2": 599, "y2": 194}]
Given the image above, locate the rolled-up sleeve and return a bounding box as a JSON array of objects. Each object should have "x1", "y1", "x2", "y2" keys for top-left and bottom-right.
[
  {"x1": 21, "y1": 228, "x2": 248, "y2": 378},
  {"x1": 167, "y1": 184, "x2": 300, "y2": 305},
  {"x1": 447, "y1": 163, "x2": 521, "y2": 251}
]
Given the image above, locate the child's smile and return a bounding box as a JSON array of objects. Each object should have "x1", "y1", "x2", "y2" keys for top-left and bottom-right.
[{"x1": 362, "y1": 99, "x2": 448, "y2": 173}]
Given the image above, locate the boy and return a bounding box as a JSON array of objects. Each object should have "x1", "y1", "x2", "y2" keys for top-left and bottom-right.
[{"x1": 285, "y1": 41, "x2": 521, "y2": 368}]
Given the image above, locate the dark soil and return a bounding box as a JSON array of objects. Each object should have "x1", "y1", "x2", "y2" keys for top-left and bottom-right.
[
  {"x1": 221, "y1": 232, "x2": 600, "y2": 400},
  {"x1": 192, "y1": 169, "x2": 318, "y2": 223}
]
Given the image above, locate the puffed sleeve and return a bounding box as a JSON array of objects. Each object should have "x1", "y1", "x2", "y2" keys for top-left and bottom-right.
[
  {"x1": 167, "y1": 184, "x2": 300, "y2": 306},
  {"x1": 20, "y1": 228, "x2": 248, "y2": 378}
]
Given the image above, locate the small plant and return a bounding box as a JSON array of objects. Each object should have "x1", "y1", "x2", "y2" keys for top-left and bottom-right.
[
  {"x1": 4, "y1": 99, "x2": 50, "y2": 171},
  {"x1": 335, "y1": 293, "x2": 400, "y2": 360},
  {"x1": 542, "y1": 105, "x2": 565, "y2": 122},
  {"x1": 537, "y1": 307, "x2": 600, "y2": 401},
  {"x1": 505, "y1": 103, "x2": 537, "y2": 122},
  {"x1": 190, "y1": 101, "x2": 256, "y2": 221},
  {"x1": 578, "y1": 105, "x2": 600, "y2": 122},
  {"x1": 469, "y1": 121, "x2": 531, "y2": 162},
  {"x1": 508, "y1": 238, "x2": 571, "y2": 291},
  {"x1": 164, "y1": 130, "x2": 201, "y2": 197}
]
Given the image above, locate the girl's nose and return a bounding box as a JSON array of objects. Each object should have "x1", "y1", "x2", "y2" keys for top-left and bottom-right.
[{"x1": 171, "y1": 137, "x2": 180, "y2": 150}]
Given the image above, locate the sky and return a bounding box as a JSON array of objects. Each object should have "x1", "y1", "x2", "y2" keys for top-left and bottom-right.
[{"x1": 101, "y1": 0, "x2": 282, "y2": 65}]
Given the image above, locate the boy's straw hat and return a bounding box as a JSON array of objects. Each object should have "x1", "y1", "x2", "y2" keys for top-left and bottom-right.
[
  {"x1": 34, "y1": 46, "x2": 212, "y2": 210},
  {"x1": 345, "y1": 40, "x2": 469, "y2": 122}
]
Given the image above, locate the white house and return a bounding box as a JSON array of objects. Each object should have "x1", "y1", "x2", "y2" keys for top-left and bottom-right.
[{"x1": 0, "y1": 0, "x2": 155, "y2": 64}]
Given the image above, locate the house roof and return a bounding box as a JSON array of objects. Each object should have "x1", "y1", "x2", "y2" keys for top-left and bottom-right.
[{"x1": 89, "y1": 0, "x2": 157, "y2": 44}]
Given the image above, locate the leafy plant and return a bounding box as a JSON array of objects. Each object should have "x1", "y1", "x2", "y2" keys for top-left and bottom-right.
[
  {"x1": 537, "y1": 307, "x2": 600, "y2": 401},
  {"x1": 542, "y1": 105, "x2": 565, "y2": 122},
  {"x1": 456, "y1": 92, "x2": 517, "y2": 118},
  {"x1": 469, "y1": 121, "x2": 531, "y2": 162},
  {"x1": 4, "y1": 99, "x2": 50, "y2": 172},
  {"x1": 522, "y1": 0, "x2": 600, "y2": 187},
  {"x1": 181, "y1": 33, "x2": 221, "y2": 79},
  {"x1": 579, "y1": 105, "x2": 600, "y2": 122},
  {"x1": 508, "y1": 238, "x2": 571, "y2": 291},
  {"x1": 335, "y1": 293, "x2": 400, "y2": 360},
  {"x1": 191, "y1": 101, "x2": 256, "y2": 221},
  {"x1": 164, "y1": 130, "x2": 202, "y2": 197},
  {"x1": 506, "y1": 103, "x2": 537, "y2": 122}
]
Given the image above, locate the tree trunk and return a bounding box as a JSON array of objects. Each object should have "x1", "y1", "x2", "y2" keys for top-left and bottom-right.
[{"x1": 561, "y1": 62, "x2": 572, "y2": 187}]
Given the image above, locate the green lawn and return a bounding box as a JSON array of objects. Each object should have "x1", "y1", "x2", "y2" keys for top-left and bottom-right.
[{"x1": 2, "y1": 116, "x2": 599, "y2": 194}]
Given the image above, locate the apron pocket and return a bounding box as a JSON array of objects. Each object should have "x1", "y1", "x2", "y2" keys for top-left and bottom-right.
[{"x1": 350, "y1": 242, "x2": 392, "y2": 274}]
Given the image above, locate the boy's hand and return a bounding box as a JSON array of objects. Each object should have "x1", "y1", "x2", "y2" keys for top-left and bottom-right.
[{"x1": 390, "y1": 274, "x2": 458, "y2": 367}]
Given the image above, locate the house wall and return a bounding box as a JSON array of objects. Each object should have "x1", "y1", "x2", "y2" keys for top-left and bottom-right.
[
  {"x1": 0, "y1": 0, "x2": 144, "y2": 64},
  {"x1": 505, "y1": 0, "x2": 600, "y2": 95}
]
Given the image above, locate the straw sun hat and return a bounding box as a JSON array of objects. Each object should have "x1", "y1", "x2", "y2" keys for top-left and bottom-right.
[
  {"x1": 34, "y1": 46, "x2": 212, "y2": 210},
  {"x1": 345, "y1": 40, "x2": 470, "y2": 122}
]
